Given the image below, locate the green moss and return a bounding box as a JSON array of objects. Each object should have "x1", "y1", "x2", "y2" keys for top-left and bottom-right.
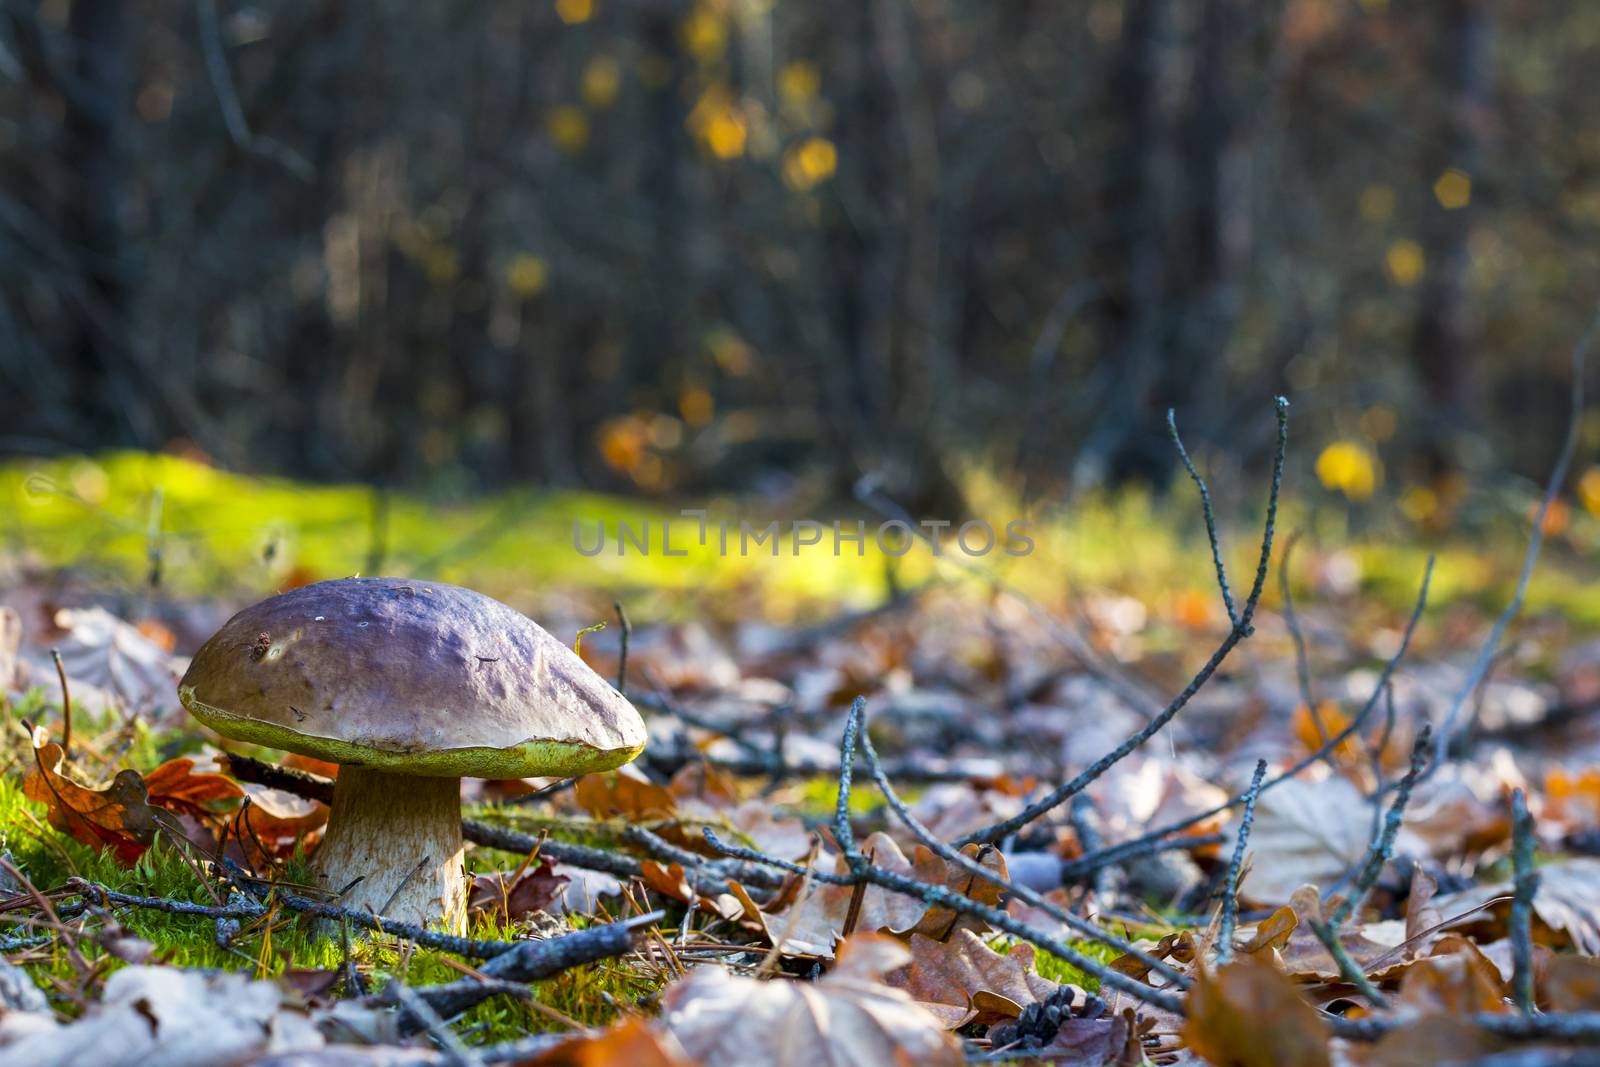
[
  {"x1": 0, "y1": 776, "x2": 664, "y2": 1041},
  {"x1": 998, "y1": 934, "x2": 1122, "y2": 993}
]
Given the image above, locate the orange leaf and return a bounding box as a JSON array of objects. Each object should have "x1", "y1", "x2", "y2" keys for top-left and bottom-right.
[
  {"x1": 524, "y1": 1018, "x2": 696, "y2": 1067},
  {"x1": 1182, "y1": 957, "x2": 1330, "y2": 1067},
  {"x1": 574, "y1": 770, "x2": 675, "y2": 820},
  {"x1": 21, "y1": 730, "x2": 175, "y2": 864},
  {"x1": 143, "y1": 758, "x2": 244, "y2": 821}
]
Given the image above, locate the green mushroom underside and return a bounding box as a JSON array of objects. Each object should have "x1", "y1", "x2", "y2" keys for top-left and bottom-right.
[{"x1": 179, "y1": 688, "x2": 644, "y2": 778}]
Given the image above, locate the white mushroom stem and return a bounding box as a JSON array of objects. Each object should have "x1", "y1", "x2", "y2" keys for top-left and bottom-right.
[{"x1": 314, "y1": 767, "x2": 467, "y2": 933}]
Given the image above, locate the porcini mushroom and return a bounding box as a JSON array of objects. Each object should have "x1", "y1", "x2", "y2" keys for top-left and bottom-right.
[{"x1": 178, "y1": 577, "x2": 646, "y2": 933}]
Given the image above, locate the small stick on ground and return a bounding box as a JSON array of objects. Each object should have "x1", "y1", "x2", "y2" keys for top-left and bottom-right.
[
  {"x1": 613, "y1": 599, "x2": 631, "y2": 696},
  {"x1": 50, "y1": 649, "x2": 71, "y2": 756},
  {"x1": 1217, "y1": 760, "x2": 1267, "y2": 965},
  {"x1": 1510, "y1": 787, "x2": 1540, "y2": 1015}
]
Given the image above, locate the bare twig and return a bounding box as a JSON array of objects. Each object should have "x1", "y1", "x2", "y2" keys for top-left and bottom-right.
[
  {"x1": 49, "y1": 649, "x2": 71, "y2": 755},
  {"x1": 1430, "y1": 303, "x2": 1599, "y2": 771},
  {"x1": 613, "y1": 599, "x2": 631, "y2": 696},
  {"x1": 1217, "y1": 760, "x2": 1267, "y2": 965},
  {"x1": 1329, "y1": 724, "x2": 1432, "y2": 930},
  {"x1": 1509, "y1": 787, "x2": 1539, "y2": 1015},
  {"x1": 1062, "y1": 556, "x2": 1433, "y2": 880},
  {"x1": 1168, "y1": 407, "x2": 1238, "y2": 627},
  {"x1": 194, "y1": 0, "x2": 314, "y2": 180},
  {"x1": 959, "y1": 397, "x2": 1289, "y2": 847}
]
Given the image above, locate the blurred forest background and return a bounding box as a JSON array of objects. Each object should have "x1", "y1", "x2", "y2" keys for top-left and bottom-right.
[{"x1": 2, "y1": 0, "x2": 1598, "y2": 522}]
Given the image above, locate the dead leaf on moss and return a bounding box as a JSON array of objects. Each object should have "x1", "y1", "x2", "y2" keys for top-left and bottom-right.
[
  {"x1": 658, "y1": 933, "x2": 962, "y2": 1067},
  {"x1": 468, "y1": 859, "x2": 569, "y2": 923},
  {"x1": 21, "y1": 731, "x2": 180, "y2": 864},
  {"x1": 887, "y1": 928, "x2": 1059, "y2": 1028},
  {"x1": 574, "y1": 767, "x2": 676, "y2": 820}
]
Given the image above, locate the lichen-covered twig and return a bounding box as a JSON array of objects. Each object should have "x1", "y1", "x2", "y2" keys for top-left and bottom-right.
[
  {"x1": 1061, "y1": 555, "x2": 1433, "y2": 880},
  {"x1": 856, "y1": 717, "x2": 1190, "y2": 988},
  {"x1": 1329, "y1": 724, "x2": 1432, "y2": 930},
  {"x1": 1278, "y1": 530, "x2": 1329, "y2": 746},
  {"x1": 1217, "y1": 760, "x2": 1267, "y2": 965},
  {"x1": 1509, "y1": 787, "x2": 1540, "y2": 1015},
  {"x1": 958, "y1": 397, "x2": 1289, "y2": 847},
  {"x1": 1168, "y1": 407, "x2": 1239, "y2": 628}
]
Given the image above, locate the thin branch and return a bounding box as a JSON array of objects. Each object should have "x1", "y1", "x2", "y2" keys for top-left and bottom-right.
[
  {"x1": 1510, "y1": 787, "x2": 1539, "y2": 1015},
  {"x1": 1168, "y1": 407, "x2": 1238, "y2": 627},
  {"x1": 1279, "y1": 530, "x2": 1328, "y2": 745},
  {"x1": 1328, "y1": 724, "x2": 1432, "y2": 930},
  {"x1": 1217, "y1": 760, "x2": 1267, "y2": 965},
  {"x1": 1430, "y1": 303, "x2": 1599, "y2": 771},
  {"x1": 1061, "y1": 555, "x2": 1432, "y2": 880},
  {"x1": 857, "y1": 717, "x2": 1190, "y2": 987},
  {"x1": 958, "y1": 397, "x2": 1290, "y2": 847}
]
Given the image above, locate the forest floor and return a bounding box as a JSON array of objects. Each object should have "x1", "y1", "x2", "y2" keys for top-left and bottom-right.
[{"x1": 4, "y1": 433, "x2": 1600, "y2": 1066}]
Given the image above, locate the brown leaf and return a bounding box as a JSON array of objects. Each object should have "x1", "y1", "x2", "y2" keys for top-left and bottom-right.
[
  {"x1": 1237, "y1": 906, "x2": 1298, "y2": 957},
  {"x1": 1395, "y1": 935, "x2": 1508, "y2": 1015},
  {"x1": 1237, "y1": 778, "x2": 1370, "y2": 905},
  {"x1": 142, "y1": 757, "x2": 245, "y2": 821},
  {"x1": 1181, "y1": 957, "x2": 1330, "y2": 1067},
  {"x1": 467, "y1": 860, "x2": 569, "y2": 923},
  {"x1": 887, "y1": 928, "x2": 1059, "y2": 1028},
  {"x1": 239, "y1": 786, "x2": 328, "y2": 862},
  {"x1": 574, "y1": 768, "x2": 676, "y2": 820},
  {"x1": 22, "y1": 730, "x2": 176, "y2": 864},
  {"x1": 523, "y1": 1018, "x2": 697, "y2": 1067},
  {"x1": 1024, "y1": 1012, "x2": 1141, "y2": 1067},
  {"x1": 659, "y1": 933, "x2": 963, "y2": 1067},
  {"x1": 758, "y1": 832, "x2": 942, "y2": 956},
  {"x1": 1430, "y1": 858, "x2": 1600, "y2": 954},
  {"x1": 900, "y1": 844, "x2": 1009, "y2": 942},
  {"x1": 1354, "y1": 1015, "x2": 1508, "y2": 1067},
  {"x1": 1543, "y1": 955, "x2": 1600, "y2": 1011}
]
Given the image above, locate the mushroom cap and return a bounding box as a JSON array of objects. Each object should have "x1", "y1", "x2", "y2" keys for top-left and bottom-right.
[{"x1": 178, "y1": 577, "x2": 647, "y2": 777}]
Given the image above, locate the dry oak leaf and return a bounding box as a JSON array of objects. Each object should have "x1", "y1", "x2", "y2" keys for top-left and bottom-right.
[
  {"x1": 1353, "y1": 1014, "x2": 1509, "y2": 1067},
  {"x1": 659, "y1": 933, "x2": 962, "y2": 1067},
  {"x1": 1181, "y1": 956, "x2": 1330, "y2": 1067},
  {"x1": 899, "y1": 843, "x2": 1010, "y2": 942},
  {"x1": 887, "y1": 928, "x2": 1059, "y2": 1029},
  {"x1": 524, "y1": 1017, "x2": 697, "y2": 1067},
  {"x1": 1543, "y1": 955, "x2": 1600, "y2": 1011},
  {"x1": 1431, "y1": 858, "x2": 1600, "y2": 954},
  {"x1": 22, "y1": 731, "x2": 184, "y2": 864},
  {"x1": 1394, "y1": 934, "x2": 1508, "y2": 1015},
  {"x1": 468, "y1": 859, "x2": 570, "y2": 923},
  {"x1": 1236, "y1": 776, "x2": 1370, "y2": 905},
  {"x1": 759, "y1": 832, "x2": 943, "y2": 956},
  {"x1": 141, "y1": 756, "x2": 245, "y2": 821},
  {"x1": 1235, "y1": 905, "x2": 1298, "y2": 957},
  {"x1": 239, "y1": 785, "x2": 329, "y2": 861},
  {"x1": 574, "y1": 766, "x2": 675, "y2": 820}
]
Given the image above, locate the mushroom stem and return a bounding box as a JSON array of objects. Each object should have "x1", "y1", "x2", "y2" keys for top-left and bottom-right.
[{"x1": 314, "y1": 766, "x2": 467, "y2": 933}]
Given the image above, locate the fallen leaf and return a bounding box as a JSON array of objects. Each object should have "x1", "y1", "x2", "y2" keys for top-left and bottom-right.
[
  {"x1": 1181, "y1": 957, "x2": 1330, "y2": 1067},
  {"x1": 1354, "y1": 1014, "x2": 1508, "y2": 1067},
  {"x1": 141, "y1": 757, "x2": 245, "y2": 821},
  {"x1": 900, "y1": 843, "x2": 1009, "y2": 941},
  {"x1": 239, "y1": 786, "x2": 329, "y2": 862},
  {"x1": 468, "y1": 859, "x2": 570, "y2": 923},
  {"x1": 525, "y1": 1017, "x2": 696, "y2": 1067},
  {"x1": 22, "y1": 730, "x2": 179, "y2": 864},
  {"x1": 1543, "y1": 955, "x2": 1600, "y2": 1011},
  {"x1": 1237, "y1": 777, "x2": 1371, "y2": 905},
  {"x1": 1395, "y1": 935, "x2": 1508, "y2": 1014},
  {"x1": 574, "y1": 767, "x2": 676, "y2": 820},
  {"x1": 27, "y1": 606, "x2": 187, "y2": 716},
  {"x1": 887, "y1": 928, "x2": 1059, "y2": 1028},
  {"x1": 1430, "y1": 857, "x2": 1600, "y2": 954},
  {"x1": 1236, "y1": 905, "x2": 1298, "y2": 957},
  {"x1": 758, "y1": 832, "x2": 942, "y2": 956},
  {"x1": 659, "y1": 933, "x2": 963, "y2": 1067},
  {"x1": 0, "y1": 964, "x2": 325, "y2": 1066}
]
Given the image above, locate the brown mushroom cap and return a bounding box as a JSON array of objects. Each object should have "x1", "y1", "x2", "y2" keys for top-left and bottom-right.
[{"x1": 178, "y1": 577, "x2": 646, "y2": 777}]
